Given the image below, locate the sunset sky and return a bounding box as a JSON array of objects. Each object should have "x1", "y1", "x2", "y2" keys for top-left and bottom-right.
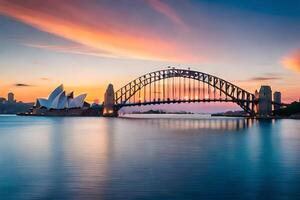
[{"x1": 0, "y1": 0, "x2": 299, "y2": 111}]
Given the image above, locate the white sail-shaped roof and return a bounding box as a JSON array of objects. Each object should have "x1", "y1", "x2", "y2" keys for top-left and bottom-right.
[
  {"x1": 69, "y1": 94, "x2": 87, "y2": 108},
  {"x1": 35, "y1": 85, "x2": 88, "y2": 110},
  {"x1": 48, "y1": 84, "x2": 64, "y2": 103},
  {"x1": 36, "y1": 98, "x2": 49, "y2": 108},
  {"x1": 57, "y1": 92, "x2": 68, "y2": 109},
  {"x1": 51, "y1": 91, "x2": 66, "y2": 109}
]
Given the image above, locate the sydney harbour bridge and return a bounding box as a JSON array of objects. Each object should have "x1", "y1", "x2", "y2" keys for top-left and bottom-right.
[{"x1": 103, "y1": 67, "x2": 284, "y2": 117}]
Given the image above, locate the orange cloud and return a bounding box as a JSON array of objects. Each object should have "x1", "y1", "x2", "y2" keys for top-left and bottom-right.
[
  {"x1": 282, "y1": 49, "x2": 300, "y2": 73},
  {"x1": 146, "y1": 0, "x2": 189, "y2": 31},
  {"x1": 0, "y1": 0, "x2": 197, "y2": 62}
]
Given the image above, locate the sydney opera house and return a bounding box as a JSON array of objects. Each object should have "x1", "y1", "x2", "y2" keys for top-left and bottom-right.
[{"x1": 30, "y1": 85, "x2": 93, "y2": 116}]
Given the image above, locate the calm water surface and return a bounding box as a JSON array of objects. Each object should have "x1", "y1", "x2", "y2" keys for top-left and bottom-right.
[{"x1": 0, "y1": 115, "x2": 300, "y2": 200}]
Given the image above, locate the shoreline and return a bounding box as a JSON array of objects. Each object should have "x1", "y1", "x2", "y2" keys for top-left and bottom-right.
[
  {"x1": 211, "y1": 113, "x2": 300, "y2": 120},
  {"x1": 13, "y1": 113, "x2": 300, "y2": 120}
]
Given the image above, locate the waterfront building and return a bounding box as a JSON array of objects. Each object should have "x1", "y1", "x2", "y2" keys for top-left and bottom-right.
[
  {"x1": 258, "y1": 86, "x2": 272, "y2": 116},
  {"x1": 31, "y1": 85, "x2": 91, "y2": 116},
  {"x1": 35, "y1": 84, "x2": 87, "y2": 110},
  {"x1": 7, "y1": 92, "x2": 15, "y2": 103},
  {"x1": 273, "y1": 91, "x2": 281, "y2": 111}
]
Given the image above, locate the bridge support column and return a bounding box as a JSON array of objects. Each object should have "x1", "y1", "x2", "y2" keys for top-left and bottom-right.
[{"x1": 103, "y1": 84, "x2": 118, "y2": 117}]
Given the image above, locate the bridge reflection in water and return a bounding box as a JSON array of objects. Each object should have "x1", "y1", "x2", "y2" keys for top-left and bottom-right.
[{"x1": 121, "y1": 115, "x2": 256, "y2": 131}]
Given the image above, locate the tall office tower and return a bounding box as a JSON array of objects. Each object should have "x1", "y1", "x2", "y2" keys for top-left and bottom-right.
[
  {"x1": 7, "y1": 92, "x2": 14, "y2": 103},
  {"x1": 273, "y1": 91, "x2": 281, "y2": 111},
  {"x1": 258, "y1": 86, "x2": 272, "y2": 116}
]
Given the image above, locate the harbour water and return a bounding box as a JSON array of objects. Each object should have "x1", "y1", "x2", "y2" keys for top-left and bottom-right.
[{"x1": 0, "y1": 115, "x2": 300, "y2": 199}]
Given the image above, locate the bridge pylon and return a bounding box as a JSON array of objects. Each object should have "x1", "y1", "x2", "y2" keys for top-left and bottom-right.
[{"x1": 103, "y1": 84, "x2": 118, "y2": 117}]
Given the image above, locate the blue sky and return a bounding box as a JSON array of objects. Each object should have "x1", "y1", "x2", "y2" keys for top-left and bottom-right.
[{"x1": 0, "y1": 0, "x2": 299, "y2": 108}]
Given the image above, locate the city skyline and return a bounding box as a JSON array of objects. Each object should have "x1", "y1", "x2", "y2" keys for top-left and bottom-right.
[{"x1": 0, "y1": 0, "x2": 299, "y2": 108}]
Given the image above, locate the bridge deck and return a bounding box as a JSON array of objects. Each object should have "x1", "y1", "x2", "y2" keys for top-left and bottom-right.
[{"x1": 116, "y1": 98, "x2": 253, "y2": 108}]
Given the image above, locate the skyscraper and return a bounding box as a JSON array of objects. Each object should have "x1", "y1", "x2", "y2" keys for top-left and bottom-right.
[
  {"x1": 258, "y1": 86, "x2": 272, "y2": 116},
  {"x1": 7, "y1": 92, "x2": 14, "y2": 103},
  {"x1": 273, "y1": 92, "x2": 281, "y2": 111}
]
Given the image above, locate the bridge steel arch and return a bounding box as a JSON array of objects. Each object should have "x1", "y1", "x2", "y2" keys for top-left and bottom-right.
[{"x1": 114, "y1": 68, "x2": 257, "y2": 116}]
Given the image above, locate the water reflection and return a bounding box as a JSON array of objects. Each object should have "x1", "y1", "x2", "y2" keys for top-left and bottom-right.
[
  {"x1": 121, "y1": 117, "x2": 256, "y2": 131},
  {"x1": 1, "y1": 116, "x2": 300, "y2": 199},
  {"x1": 47, "y1": 118, "x2": 110, "y2": 199},
  {"x1": 0, "y1": 117, "x2": 113, "y2": 199}
]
